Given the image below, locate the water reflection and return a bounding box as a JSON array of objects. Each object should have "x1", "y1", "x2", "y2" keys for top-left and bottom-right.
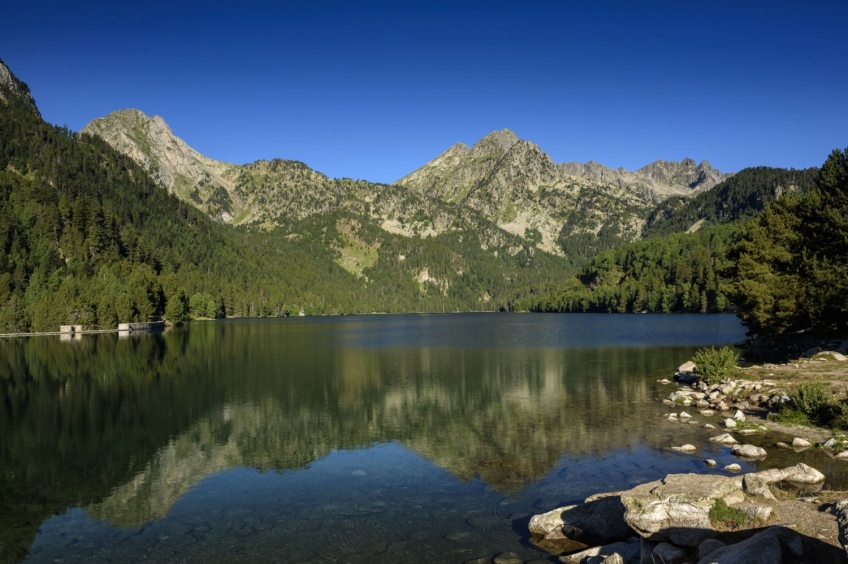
[{"x1": 0, "y1": 314, "x2": 747, "y2": 562}]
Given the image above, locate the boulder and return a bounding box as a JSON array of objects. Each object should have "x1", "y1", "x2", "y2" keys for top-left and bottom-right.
[
  {"x1": 529, "y1": 497, "x2": 632, "y2": 547},
  {"x1": 835, "y1": 499, "x2": 848, "y2": 560},
  {"x1": 558, "y1": 537, "x2": 640, "y2": 564},
  {"x1": 620, "y1": 473, "x2": 744, "y2": 547},
  {"x1": 694, "y1": 526, "x2": 783, "y2": 564},
  {"x1": 529, "y1": 504, "x2": 577, "y2": 538},
  {"x1": 678, "y1": 361, "x2": 697, "y2": 373},
  {"x1": 731, "y1": 444, "x2": 767, "y2": 459},
  {"x1": 751, "y1": 463, "x2": 825, "y2": 486},
  {"x1": 742, "y1": 473, "x2": 777, "y2": 500}
]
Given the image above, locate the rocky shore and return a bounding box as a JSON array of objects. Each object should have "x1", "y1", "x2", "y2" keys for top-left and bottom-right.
[{"x1": 528, "y1": 349, "x2": 848, "y2": 563}]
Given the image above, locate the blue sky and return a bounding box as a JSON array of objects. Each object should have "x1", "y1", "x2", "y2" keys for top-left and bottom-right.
[{"x1": 2, "y1": 1, "x2": 846, "y2": 183}]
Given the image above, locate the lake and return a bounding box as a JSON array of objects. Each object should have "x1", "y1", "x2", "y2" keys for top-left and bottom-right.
[{"x1": 2, "y1": 313, "x2": 845, "y2": 563}]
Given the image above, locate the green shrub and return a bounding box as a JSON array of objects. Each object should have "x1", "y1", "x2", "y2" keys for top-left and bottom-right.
[
  {"x1": 773, "y1": 382, "x2": 848, "y2": 429},
  {"x1": 692, "y1": 346, "x2": 739, "y2": 385}
]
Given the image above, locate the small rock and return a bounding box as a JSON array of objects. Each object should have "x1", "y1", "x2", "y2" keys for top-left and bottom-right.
[
  {"x1": 724, "y1": 418, "x2": 737, "y2": 429},
  {"x1": 704, "y1": 423, "x2": 715, "y2": 430},
  {"x1": 724, "y1": 463, "x2": 742, "y2": 472},
  {"x1": 731, "y1": 444, "x2": 767, "y2": 458},
  {"x1": 733, "y1": 409, "x2": 746, "y2": 421},
  {"x1": 700, "y1": 409, "x2": 715, "y2": 417},
  {"x1": 679, "y1": 411, "x2": 692, "y2": 420},
  {"x1": 835, "y1": 450, "x2": 848, "y2": 460},
  {"x1": 659, "y1": 378, "x2": 671, "y2": 384},
  {"x1": 709, "y1": 433, "x2": 738, "y2": 445},
  {"x1": 775, "y1": 442, "x2": 792, "y2": 449},
  {"x1": 792, "y1": 437, "x2": 812, "y2": 448},
  {"x1": 743, "y1": 505, "x2": 773, "y2": 523},
  {"x1": 738, "y1": 429, "x2": 759, "y2": 436},
  {"x1": 670, "y1": 444, "x2": 697, "y2": 453},
  {"x1": 704, "y1": 459, "x2": 717, "y2": 467},
  {"x1": 824, "y1": 438, "x2": 837, "y2": 449}
]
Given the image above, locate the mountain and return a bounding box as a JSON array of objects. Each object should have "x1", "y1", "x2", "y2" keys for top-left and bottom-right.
[
  {"x1": 396, "y1": 129, "x2": 730, "y2": 260},
  {"x1": 83, "y1": 109, "x2": 239, "y2": 221}
]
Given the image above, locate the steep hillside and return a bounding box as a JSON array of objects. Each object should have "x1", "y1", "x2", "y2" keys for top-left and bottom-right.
[{"x1": 642, "y1": 166, "x2": 819, "y2": 238}]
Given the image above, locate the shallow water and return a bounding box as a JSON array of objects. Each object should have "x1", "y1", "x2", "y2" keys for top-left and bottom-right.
[{"x1": 1, "y1": 313, "x2": 843, "y2": 563}]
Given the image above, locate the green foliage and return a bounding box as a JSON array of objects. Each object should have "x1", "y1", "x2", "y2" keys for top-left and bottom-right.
[
  {"x1": 518, "y1": 224, "x2": 736, "y2": 313},
  {"x1": 709, "y1": 498, "x2": 747, "y2": 531},
  {"x1": 771, "y1": 382, "x2": 848, "y2": 429},
  {"x1": 726, "y1": 148, "x2": 848, "y2": 338},
  {"x1": 692, "y1": 346, "x2": 738, "y2": 385}
]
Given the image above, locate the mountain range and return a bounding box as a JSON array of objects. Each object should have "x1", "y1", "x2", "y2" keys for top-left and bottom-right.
[{"x1": 83, "y1": 109, "x2": 730, "y2": 259}]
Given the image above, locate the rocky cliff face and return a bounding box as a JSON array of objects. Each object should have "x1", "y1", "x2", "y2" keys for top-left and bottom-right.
[
  {"x1": 0, "y1": 59, "x2": 38, "y2": 114},
  {"x1": 83, "y1": 110, "x2": 240, "y2": 221},
  {"x1": 560, "y1": 157, "x2": 730, "y2": 201}
]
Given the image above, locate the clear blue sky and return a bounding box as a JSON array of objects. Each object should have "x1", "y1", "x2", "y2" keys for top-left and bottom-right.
[{"x1": 2, "y1": 0, "x2": 845, "y2": 183}]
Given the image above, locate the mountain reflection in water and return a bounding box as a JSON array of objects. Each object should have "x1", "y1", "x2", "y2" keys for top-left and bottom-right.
[{"x1": 1, "y1": 314, "x2": 757, "y2": 562}]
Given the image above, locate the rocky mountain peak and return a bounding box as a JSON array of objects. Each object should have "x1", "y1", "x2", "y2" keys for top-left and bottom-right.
[
  {"x1": 472, "y1": 129, "x2": 519, "y2": 154},
  {"x1": 0, "y1": 59, "x2": 39, "y2": 114}
]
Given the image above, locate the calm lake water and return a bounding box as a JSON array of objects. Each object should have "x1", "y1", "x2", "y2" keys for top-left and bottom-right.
[{"x1": 2, "y1": 313, "x2": 845, "y2": 563}]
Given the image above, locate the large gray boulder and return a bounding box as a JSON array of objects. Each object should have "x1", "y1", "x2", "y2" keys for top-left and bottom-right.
[
  {"x1": 751, "y1": 463, "x2": 825, "y2": 486},
  {"x1": 529, "y1": 496, "x2": 632, "y2": 547},
  {"x1": 695, "y1": 526, "x2": 783, "y2": 563},
  {"x1": 620, "y1": 473, "x2": 744, "y2": 547}
]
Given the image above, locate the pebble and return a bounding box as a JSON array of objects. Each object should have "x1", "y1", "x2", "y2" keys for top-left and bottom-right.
[
  {"x1": 704, "y1": 459, "x2": 717, "y2": 467},
  {"x1": 724, "y1": 464, "x2": 742, "y2": 472}
]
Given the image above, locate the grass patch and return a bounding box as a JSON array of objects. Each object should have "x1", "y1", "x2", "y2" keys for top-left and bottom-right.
[{"x1": 709, "y1": 498, "x2": 746, "y2": 531}]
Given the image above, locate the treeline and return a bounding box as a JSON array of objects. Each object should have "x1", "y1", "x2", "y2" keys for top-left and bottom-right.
[
  {"x1": 518, "y1": 224, "x2": 737, "y2": 313},
  {"x1": 725, "y1": 148, "x2": 848, "y2": 338}
]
